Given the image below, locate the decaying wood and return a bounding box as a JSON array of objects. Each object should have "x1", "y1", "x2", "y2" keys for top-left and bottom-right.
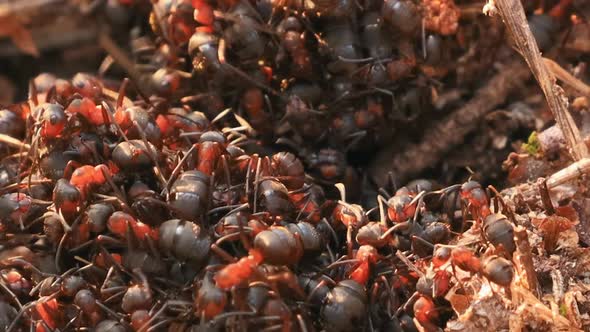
[
  {"x1": 369, "y1": 59, "x2": 531, "y2": 186},
  {"x1": 490, "y1": 0, "x2": 589, "y2": 161}
]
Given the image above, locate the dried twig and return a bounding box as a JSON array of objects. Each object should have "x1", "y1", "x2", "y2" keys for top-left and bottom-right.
[
  {"x1": 369, "y1": 59, "x2": 531, "y2": 185},
  {"x1": 513, "y1": 226, "x2": 541, "y2": 299},
  {"x1": 502, "y1": 158, "x2": 590, "y2": 207},
  {"x1": 544, "y1": 58, "x2": 590, "y2": 99},
  {"x1": 489, "y1": 0, "x2": 589, "y2": 160},
  {"x1": 98, "y1": 32, "x2": 142, "y2": 84},
  {"x1": 546, "y1": 158, "x2": 590, "y2": 189},
  {"x1": 0, "y1": 133, "x2": 30, "y2": 150}
]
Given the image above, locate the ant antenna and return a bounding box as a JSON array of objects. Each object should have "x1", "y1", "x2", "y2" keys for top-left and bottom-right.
[{"x1": 465, "y1": 166, "x2": 475, "y2": 180}]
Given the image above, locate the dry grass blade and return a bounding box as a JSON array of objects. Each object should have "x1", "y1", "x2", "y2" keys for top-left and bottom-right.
[{"x1": 489, "y1": 0, "x2": 589, "y2": 160}]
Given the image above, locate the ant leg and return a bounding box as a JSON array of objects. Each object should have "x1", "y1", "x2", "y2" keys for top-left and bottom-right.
[
  {"x1": 92, "y1": 100, "x2": 113, "y2": 131},
  {"x1": 450, "y1": 262, "x2": 467, "y2": 294},
  {"x1": 96, "y1": 234, "x2": 124, "y2": 246},
  {"x1": 346, "y1": 225, "x2": 353, "y2": 259},
  {"x1": 104, "y1": 289, "x2": 127, "y2": 304},
  {"x1": 221, "y1": 155, "x2": 232, "y2": 188},
  {"x1": 305, "y1": 279, "x2": 327, "y2": 303},
  {"x1": 460, "y1": 200, "x2": 469, "y2": 232},
  {"x1": 208, "y1": 202, "x2": 249, "y2": 216},
  {"x1": 63, "y1": 306, "x2": 83, "y2": 330},
  {"x1": 98, "y1": 54, "x2": 115, "y2": 77},
  {"x1": 252, "y1": 157, "x2": 262, "y2": 213},
  {"x1": 63, "y1": 160, "x2": 84, "y2": 180},
  {"x1": 28, "y1": 79, "x2": 38, "y2": 106},
  {"x1": 145, "y1": 236, "x2": 162, "y2": 260},
  {"x1": 377, "y1": 188, "x2": 391, "y2": 200},
  {"x1": 0, "y1": 279, "x2": 23, "y2": 310},
  {"x1": 116, "y1": 78, "x2": 130, "y2": 110},
  {"x1": 147, "y1": 318, "x2": 174, "y2": 332},
  {"x1": 380, "y1": 221, "x2": 409, "y2": 242},
  {"x1": 326, "y1": 245, "x2": 336, "y2": 263},
  {"x1": 210, "y1": 244, "x2": 238, "y2": 263},
  {"x1": 95, "y1": 300, "x2": 129, "y2": 323},
  {"x1": 100, "y1": 266, "x2": 123, "y2": 295},
  {"x1": 411, "y1": 235, "x2": 435, "y2": 251},
  {"x1": 387, "y1": 171, "x2": 397, "y2": 193},
  {"x1": 55, "y1": 231, "x2": 70, "y2": 273},
  {"x1": 97, "y1": 245, "x2": 129, "y2": 276},
  {"x1": 162, "y1": 144, "x2": 197, "y2": 196},
  {"x1": 370, "y1": 280, "x2": 380, "y2": 308},
  {"x1": 266, "y1": 270, "x2": 306, "y2": 300},
  {"x1": 98, "y1": 166, "x2": 130, "y2": 212},
  {"x1": 45, "y1": 85, "x2": 58, "y2": 104},
  {"x1": 294, "y1": 193, "x2": 311, "y2": 222},
  {"x1": 133, "y1": 122, "x2": 167, "y2": 187},
  {"x1": 409, "y1": 191, "x2": 426, "y2": 224},
  {"x1": 323, "y1": 258, "x2": 360, "y2": 272},
  {"x1": 22, "y1": 126, "x2": 41, "y2": 194},
  {"x1": 244, "y1": 154, "x2": 256, "y2": 197},
  {"x1": 344, "y1": 130, "x2": 367, "y2": 152},
  {"x1": 237, "y1": 218, "x2": 252, "y2": 251},
  {"x1": 215, "y1": 226, "x2": 240, "y2": 246},
  {"x1": 395, "y1": 291, "x2": 419, "y2": 317},
  {"x1": 379, "y1": 275, "x2": 396, "y2": 313},
  {"x1": 7, "y1": 293, "x2": 58, "y2": 332},
  {"x1": 137, "y1": 301, "x2": 170, "y2": 332},
  {"x1": 211, "y1": 107, "x2": 232, "y2": 124},
  {"x1": 296, "y1": 314, "x2": 309, "y2": 332},
  {"x1": 395, "y1": 250, "x2": 425, "y2": 278},
  {"x1": 210, "y1": 311, "x2": 257, "y2": 328},
  {"x1": 260, "y1": 324, "x2": 285, "y2": 332},
  {"x1": 377, "y1": 195, "x2": 389, "y2": 225},
  {"x1": 320, "y1": 218, "x2": 340, "y2": 248},
  {"x1": 488, "y1": 184, "x2": 519, "y2": 221}
]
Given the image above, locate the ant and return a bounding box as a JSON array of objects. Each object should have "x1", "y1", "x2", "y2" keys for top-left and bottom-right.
[{"x1": 431, "y1": 244, "x2": 514, "y2": 288}]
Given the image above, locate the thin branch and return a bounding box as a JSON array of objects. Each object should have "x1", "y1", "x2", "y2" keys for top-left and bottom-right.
[
  {"x1": 501, "y1": 158, "x2": 590, "y2": 207},
  {"x1": 513, "y1": 226, "x2": 541, "y2": 299},
  {"x1": 0, "y1": 133, "x2": 30, "y2": 150},
  {"x1": 489, "y1": 0, "x2": 589, "y2": 160},
  {"x1": 543, "y1": 58, "x2": 590, "y2": 99},
  {"x1": 98, "y1": 31, "x2": 142, "y2": 85},
  {"x1": 369, "y1": 59, "x2": 531, "y2": 186}
]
